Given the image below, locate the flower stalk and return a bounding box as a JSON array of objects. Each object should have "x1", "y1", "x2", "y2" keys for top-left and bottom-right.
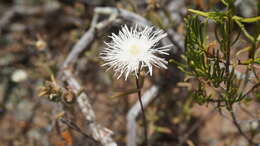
[
  {"x1": 135, "y1": 68, "x2": 148, "y2": 145},
  {"x1": 100, "y1": 24, "x2": 171, "y2": 145}
]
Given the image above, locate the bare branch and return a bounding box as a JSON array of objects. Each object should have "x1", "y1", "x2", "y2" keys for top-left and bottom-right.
[
  {"x1": 61, "y1": 27, "x2": 95, "y2": 68},
  {"x1": 94, "y1": 7, "x2": 150, "y2": 26},
  {"x1": 230, "y1": 107, "x2": 257, "y2": 146},
  {"x1": 57, "y1": 7, "x2": 119, "y2": 146},
  {"x1": 0, "y1": 8, "x2": 15, "y2": 33},
  {"x1": 60, "y1": 7, "x2": 117, "y2": 70}
]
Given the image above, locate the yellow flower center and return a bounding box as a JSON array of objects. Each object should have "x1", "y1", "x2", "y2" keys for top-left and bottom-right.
[{"x1": 129, "y1": 44, "x2": 140, "y2": 55}]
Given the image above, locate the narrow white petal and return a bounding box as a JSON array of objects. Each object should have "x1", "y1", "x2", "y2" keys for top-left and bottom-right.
[{"x1": 100, "y1": 25, "x2": 171, "y2": 80}]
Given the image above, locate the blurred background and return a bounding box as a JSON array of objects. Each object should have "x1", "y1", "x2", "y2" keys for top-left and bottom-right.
[{"x1": 0, "y1": 0, "x2": 259, "y2": 146}]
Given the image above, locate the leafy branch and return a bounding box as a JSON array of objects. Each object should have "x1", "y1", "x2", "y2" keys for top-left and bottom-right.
[{"x1": 176, "y1": 0, "x2": 260, "y2": 145}]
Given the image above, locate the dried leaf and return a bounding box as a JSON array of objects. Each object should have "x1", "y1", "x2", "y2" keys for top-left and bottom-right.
[{"x1": 61, "y1": 131, "x2": 73, "y2": 146}]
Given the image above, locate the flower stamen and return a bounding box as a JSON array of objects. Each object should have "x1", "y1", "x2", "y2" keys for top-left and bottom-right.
[{"x1": 129, "y1": 44, "x2": 141, "y2": 56}]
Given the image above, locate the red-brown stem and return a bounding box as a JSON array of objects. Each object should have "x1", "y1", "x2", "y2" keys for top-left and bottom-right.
[{"x1": 135, "y1": 74, "x2": 148, "y2": 146}]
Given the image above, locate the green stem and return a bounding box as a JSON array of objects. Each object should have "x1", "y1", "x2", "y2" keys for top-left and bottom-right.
[{"x1": 225, "y1": 16, "x2": 232, "y2": 92}]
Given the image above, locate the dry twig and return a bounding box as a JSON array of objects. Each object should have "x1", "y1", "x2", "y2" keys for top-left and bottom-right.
[
  {"x1": 58, "y1": 7, "x2": 118, "y2": 146},
  {"x1": 230, "y1": 108, "x2": 257, "y2": 146}
]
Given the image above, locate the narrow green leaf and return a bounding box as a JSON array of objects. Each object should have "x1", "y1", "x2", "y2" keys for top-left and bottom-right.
[
  {"x1": 110, "y1": 88, "x2": 139, "y2": 98},
  {"x1": 235, "y1": 19, "x2": 255, "y2": 43},
  {"x1": 235, "y1": 46, "x2": 251, "y2": 56},
  {"x1": 232, "y1": 16, "x2": 260, "y2": 23},
  {"x1": 188, "y1": 9, "x2": 209, "y2": 17}
]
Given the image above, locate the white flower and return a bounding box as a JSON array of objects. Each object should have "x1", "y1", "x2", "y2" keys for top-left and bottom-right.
[{"x1": 100, "y1": 25, "x2": 172, "y2": 80}]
